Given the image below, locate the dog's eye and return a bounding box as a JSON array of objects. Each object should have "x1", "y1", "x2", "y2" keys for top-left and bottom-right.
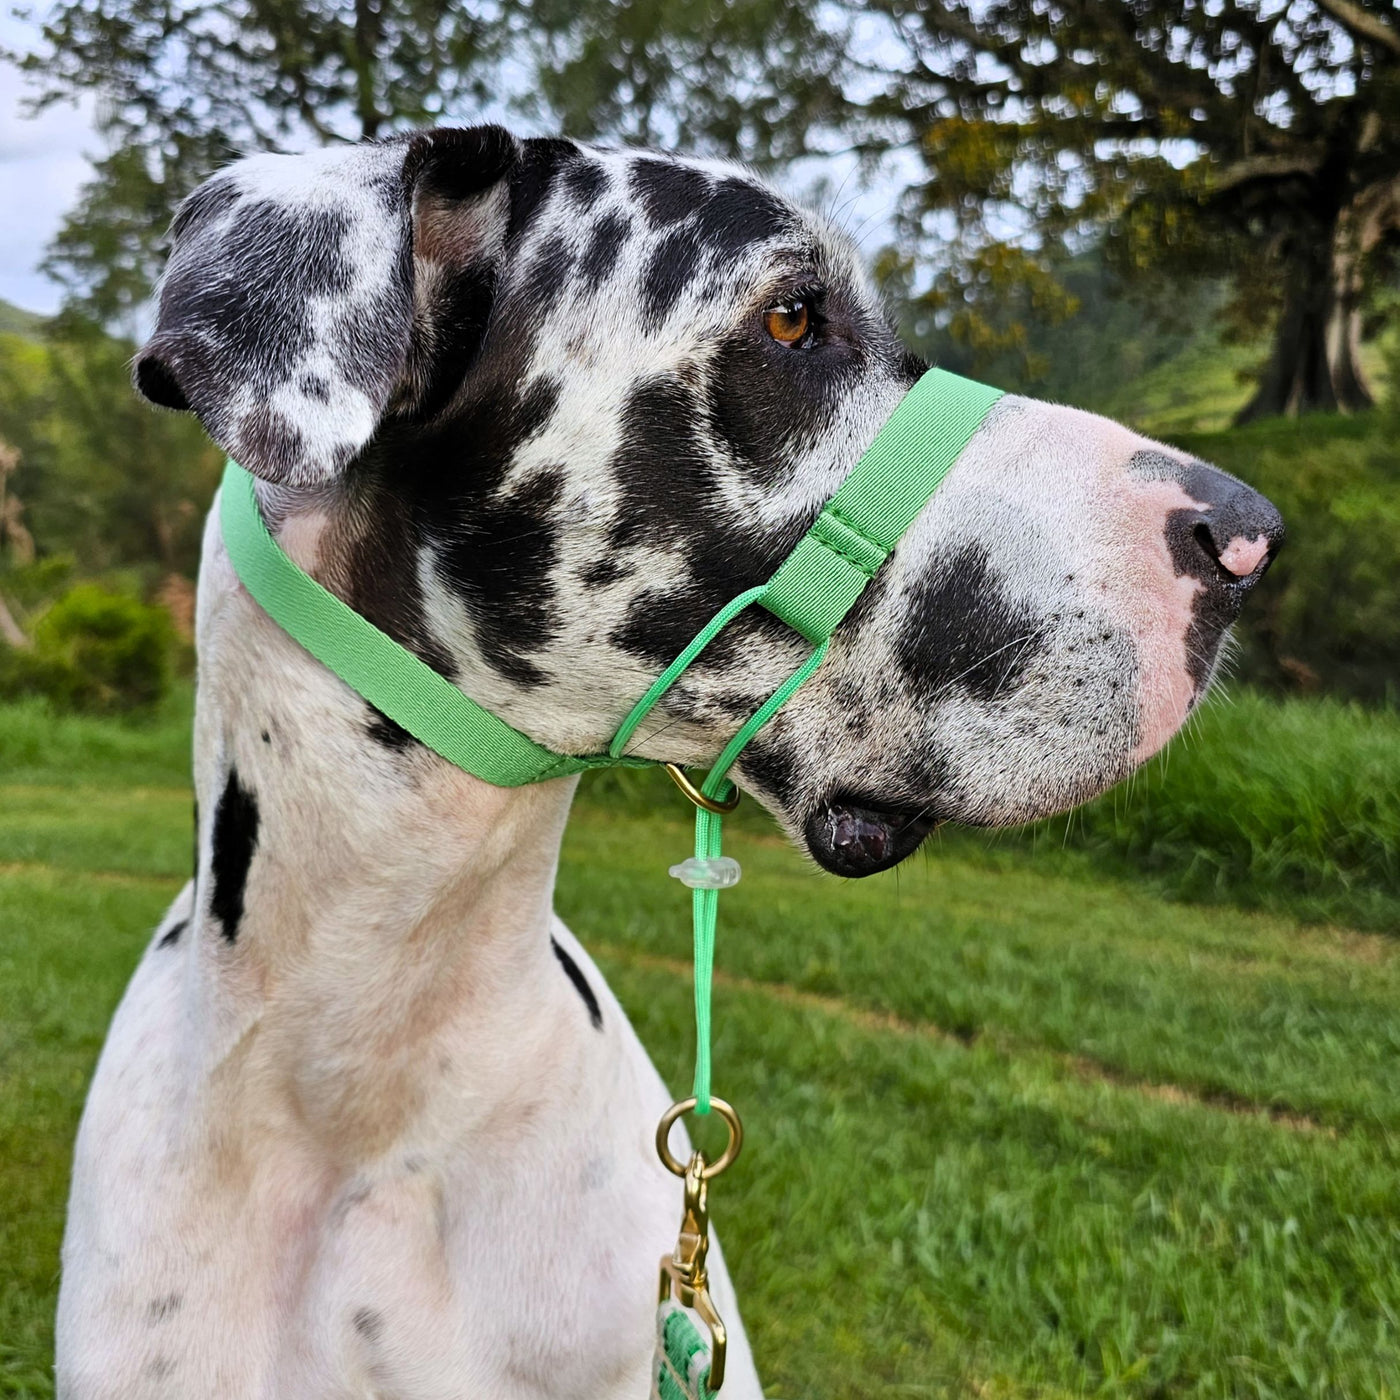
[{"x1": 764, "y1": 300, "x2": 811, "y2": 346}]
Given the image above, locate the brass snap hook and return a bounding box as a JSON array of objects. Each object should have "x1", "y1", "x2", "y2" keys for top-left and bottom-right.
[{"x1": 664, "y1": 764, "x2": 741, "y2": 815}]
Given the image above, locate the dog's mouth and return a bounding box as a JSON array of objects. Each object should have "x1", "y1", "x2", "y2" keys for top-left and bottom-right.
[{"x1": 803, "y1": 796, "x2": 944, "y2": 878}]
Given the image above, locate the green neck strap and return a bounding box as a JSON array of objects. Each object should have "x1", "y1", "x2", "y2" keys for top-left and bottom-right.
[{"x1": 220, "y1": 367, "x2": 1003, "y2": 1112}]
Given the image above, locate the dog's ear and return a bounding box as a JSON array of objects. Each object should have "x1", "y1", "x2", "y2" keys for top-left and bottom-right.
[{"x1": 134, "y1": 126, "x2": 520, "y2": 485}]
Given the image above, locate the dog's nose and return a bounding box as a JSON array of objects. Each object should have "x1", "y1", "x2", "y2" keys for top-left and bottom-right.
[{"x1": 1176, "y1": 465, "x2": 1284, "y2": 589}]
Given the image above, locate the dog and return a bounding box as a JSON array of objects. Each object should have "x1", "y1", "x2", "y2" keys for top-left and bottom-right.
[{"x1": 55, "y1": 125, "x2": 1282, "y2": 1398}]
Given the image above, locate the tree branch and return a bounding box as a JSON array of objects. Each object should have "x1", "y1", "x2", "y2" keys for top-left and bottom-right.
[{"x1": 1210, "y1": 149, "x2": 1326, "y2": 193}]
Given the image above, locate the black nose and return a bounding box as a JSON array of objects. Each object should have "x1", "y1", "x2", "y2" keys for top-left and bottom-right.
[{"x1": 1171, "y1": 463, "x2": 1284, "y2": 591}]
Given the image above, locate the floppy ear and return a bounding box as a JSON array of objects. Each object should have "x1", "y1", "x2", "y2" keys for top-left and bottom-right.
[{"x1": 134, "y1": 126, "x2": 520, "y2": 485}]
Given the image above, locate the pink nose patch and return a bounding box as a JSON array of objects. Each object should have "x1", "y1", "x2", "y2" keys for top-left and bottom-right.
[{"x1": 1217, "y1": 534, "x2": 1269, "y2": 578}]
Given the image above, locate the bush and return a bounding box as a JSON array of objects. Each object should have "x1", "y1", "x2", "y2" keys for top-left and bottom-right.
[
  {"x1": 0, "y1": 584, "x2": 175, "y2": 714},
  {"x1": 1170, "y1": 413, "x2": 1400, "y2": 706}
]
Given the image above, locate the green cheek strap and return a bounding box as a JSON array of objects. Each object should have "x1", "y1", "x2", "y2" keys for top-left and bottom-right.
[
  {"x1": 221, "y1": 367, "x2": 1003, "y2": 1116},
  {"x1": 220, "y1": 367, "x2": 1003, "y2": 1399}
]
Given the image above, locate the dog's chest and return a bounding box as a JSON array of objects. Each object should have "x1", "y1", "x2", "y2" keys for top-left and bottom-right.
[{"x1": 58, "y1": 924, "x2": 678, "y2": 1399}]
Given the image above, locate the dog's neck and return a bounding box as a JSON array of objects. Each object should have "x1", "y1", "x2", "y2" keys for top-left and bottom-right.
[{"x1": 186, "y1": 505, "x2": 585, "y2": 1157}]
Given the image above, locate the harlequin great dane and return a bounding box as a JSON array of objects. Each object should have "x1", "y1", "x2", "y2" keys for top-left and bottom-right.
[{"x1": 56, "y1": 124, "x2": 1282, "y2": 1398}]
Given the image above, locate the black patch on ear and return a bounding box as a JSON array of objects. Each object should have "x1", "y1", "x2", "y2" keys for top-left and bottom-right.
[
  {"x1": 411, "y1": 264, "x2": 500, "y2": 421},
  {"x1": 629, "y1": 157, "x2": 711, "y2": 227},
  {"x1": 408, "y1": 125, "x2": 519, "y2": 203},
  {"x1": 210, "y1": 767, "x2": 259, "y2": 944},
  {"x1": 579, "y1": 211, "x2": 630, "y2": 290},
  {"x1": 134, "y1": 355, "x2": 189, "y2": 411},
  {"x1": 563, "y1": 158, "x2": 608, "y2": 209},
  {"x1": 641, "y1": 226, "x2": 705, "y2": 328},
  {"x1": 896, "y1": 545, "x2": 1048, "y2": 704},
  {"x1": 157, "y1": 919, "x2": 187, "y2": 950},
  {"x1": 551, "y1": 936, "x2": 602, "y2": 1030}
]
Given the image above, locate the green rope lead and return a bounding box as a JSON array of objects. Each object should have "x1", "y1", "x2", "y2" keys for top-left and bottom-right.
[{"x1": 688, "y1": 639, "x2": 830, "y2": 1112}]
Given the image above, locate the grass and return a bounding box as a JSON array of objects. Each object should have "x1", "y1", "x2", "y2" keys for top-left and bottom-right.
[{"x1": 3, "y1": 694, "x2": 1400, "y2": 1397}]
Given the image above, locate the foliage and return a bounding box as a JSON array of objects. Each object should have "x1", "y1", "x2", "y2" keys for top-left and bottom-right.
[
  {"x1": 0, "y1": 320, "x2": 222, "y2": 576},
  {"x1": 1170, "y1": 412, "x2": 1400, "y2": 705},
  {"x1": 526, "y1": 0, "x2": 1400, "y2": 419},
  {"x1": 7, "y1": 0, "x2": 519, "y2": 322},
  {"x1": 5, "y1": 695, "x2": 1400, "y2": 1396},
  {"x1": 0, "y1": 584, "x2": 175, "y2": 714}
]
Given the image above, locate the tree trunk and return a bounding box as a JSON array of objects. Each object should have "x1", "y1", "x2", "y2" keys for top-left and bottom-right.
[{"x1": 1236, "y1": 210, "x2": 1376, "y2": 424}]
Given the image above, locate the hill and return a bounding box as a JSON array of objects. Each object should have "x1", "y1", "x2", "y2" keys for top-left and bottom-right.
[{"x1": 0, "y1": 300, "x2": 48, "y2": 339}]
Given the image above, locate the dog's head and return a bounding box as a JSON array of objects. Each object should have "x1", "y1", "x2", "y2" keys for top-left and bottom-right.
[{"x1": 137, "y1": 126, "x2": 1283, "y2": 876}]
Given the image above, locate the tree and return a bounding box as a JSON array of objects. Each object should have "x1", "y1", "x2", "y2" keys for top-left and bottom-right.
[
  {"x1": 9, "y1": 0, "x2": 513, "y2": 323},
  {"x1": 526, "y1": 0, "x2": 1400, "y2": 420},
  {"x1": 14, "y1": 0, "x2": 1400, "y2": 419}
]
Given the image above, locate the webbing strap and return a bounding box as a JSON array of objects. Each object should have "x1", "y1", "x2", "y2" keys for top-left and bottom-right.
[
  {"x1": 218, "y1": 463, "x2": 644, "y2": 787},
  {"x1": 763, "y1": 369, "x2": 1003, "y2": 642}
]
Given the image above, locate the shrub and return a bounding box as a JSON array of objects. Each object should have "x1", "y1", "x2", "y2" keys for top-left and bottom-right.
[
  {"x1": 0, "y1": 584, "x2": 175, "y2": 714},
  {"x1": 1170, "y1": 414, "x2": 1400, "y2": 706}
]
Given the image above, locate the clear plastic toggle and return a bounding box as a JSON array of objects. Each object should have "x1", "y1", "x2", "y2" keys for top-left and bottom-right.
[{"x1": 668, "y1": 856, "x2": 742, "y2": 890}]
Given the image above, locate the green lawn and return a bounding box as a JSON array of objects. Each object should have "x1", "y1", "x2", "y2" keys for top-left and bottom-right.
[{"x1": 3, "y1": 698, "x2": 1399, "y2": 1398}]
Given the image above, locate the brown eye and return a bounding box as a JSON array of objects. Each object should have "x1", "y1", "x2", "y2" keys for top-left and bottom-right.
[{"x1": 764, "y1": 300, "x2": 811, "y2": 346}]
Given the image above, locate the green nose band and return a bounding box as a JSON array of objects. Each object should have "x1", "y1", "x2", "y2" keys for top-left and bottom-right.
[{"x1": 219, "y1": 366, "x2": 1003, "y2": 785}]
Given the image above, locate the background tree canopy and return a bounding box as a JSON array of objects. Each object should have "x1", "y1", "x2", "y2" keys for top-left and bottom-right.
[
  {"x1": 11, "y1": 0, "x2": 1400, "y2": 415},
  {"x1": 2, "y1": 0, "x2": 1398, "y2": 704}
]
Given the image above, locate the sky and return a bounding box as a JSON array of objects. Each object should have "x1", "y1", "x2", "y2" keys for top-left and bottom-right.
[{"x1": 0, "y1": 12, "x2": 96, "y2": 314}]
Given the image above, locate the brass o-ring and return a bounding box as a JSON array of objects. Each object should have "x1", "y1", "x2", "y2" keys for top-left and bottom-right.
[{"x1": 655, "y1": 1096, "x2": 744, "y2": 1178}]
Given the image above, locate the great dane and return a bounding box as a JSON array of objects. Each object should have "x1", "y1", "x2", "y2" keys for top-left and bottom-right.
[{"x1": 56, "y1": 125, "x2": 1282, "y2": 1398}]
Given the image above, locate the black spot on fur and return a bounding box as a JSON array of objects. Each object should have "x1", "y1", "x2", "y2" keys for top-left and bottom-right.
[
  {"x1": 692, "y1": 178, "x2": 791, "y2": 254},
  {"x1": 578, "y1": 211, "x2": 630, "y2": 290},
  {"x1": 522, "y1": 244, "x2": 576, "y2": 312},
  {"x1": 299, "y1": 373, "x2": 331, "y2": 403},
  {"x1": 156, "y1": 920, "x2": 187, "y2": 950},
  {"x1": 508, "y1": 138, "x2": 580, "y2": 244},
  {"x1": 147, "y1": 1293, "x2": 182, "y2": 1324},
  {"x1": 640, "y1": 225, "x2": 704, "y2": 328},
  {"x1": 210, "y1": 767, "x2": 259, "y2": 943},
  {"x1": 366, "y1": 705, "x2": 418, "y2": 752},
  {"x1": 629, "y1": 157, "x2": 711, "y2": 227},
  {"x1": 580, "y1": 556, "x2": 632, "y2": 589},
  {"x1": 410, "y1": 264, "x2": 498, "y2": 421},
  {"x1": 607, "y1": 374, "x2": 717, "y2": 551},
  {"x1": 607, "y1": 373, "x2": 810, "y2": 667},
  {"x1": 551, "y1": 936, "x2": 602, "y2": 1029},
  {"x1": 352, "y1": 1307, "x2": 384, "y2": 1341},
  {"x1": 896, "y1": 545, "x2": 1048, "y2": 704},
  {"x1": 335, "y1": 484, "x2": 459, "y2": 679},
  {"x1": 563, "y1": 157, "x2": 608, "y2": 209}
]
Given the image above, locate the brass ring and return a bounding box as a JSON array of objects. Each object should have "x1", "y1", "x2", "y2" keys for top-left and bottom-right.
[
  {"x1": 664, "y1": 763, "x2": 741, "y2": 814},
  {"x1": 655, "y1": 1097, "x2": 744, "y2": 1179}
]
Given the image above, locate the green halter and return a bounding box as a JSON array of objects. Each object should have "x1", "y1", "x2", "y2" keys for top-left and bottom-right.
[
  {"x1": 220, "y1": 365, "x2": 1001, "y2": 1107},
  {"x1": 222, "y1": 364, "x2": 1001, "y2": 1400}
]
